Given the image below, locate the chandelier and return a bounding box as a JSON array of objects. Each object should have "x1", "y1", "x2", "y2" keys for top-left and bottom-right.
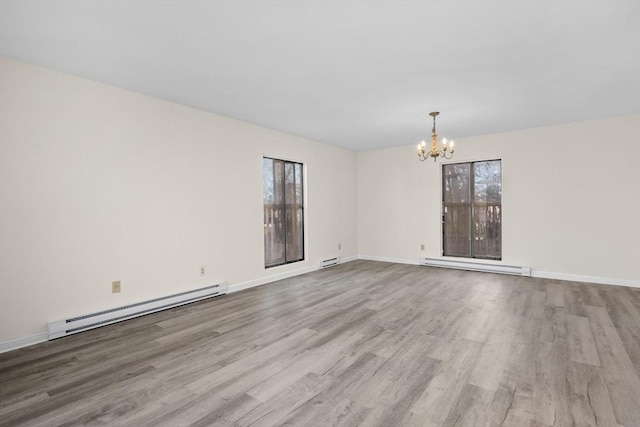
[{"x1": 417, "y1": 111, "x2": 454, "y2": 162}]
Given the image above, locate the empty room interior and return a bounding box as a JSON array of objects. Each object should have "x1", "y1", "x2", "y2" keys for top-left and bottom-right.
[{"x1": 0, "y1": 1, "x2": 639, "y2": 426}]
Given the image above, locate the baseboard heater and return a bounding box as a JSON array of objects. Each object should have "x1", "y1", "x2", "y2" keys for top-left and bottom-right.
[
  {"x1": 319, "y1": 257, "x2": 340, "y2": 269},
  {"x1": 48, "y1": 283, "x2": 227, "y2": 340},
  {"x1": 419, "y1": 257, "x2": 531, "y2": 276}
]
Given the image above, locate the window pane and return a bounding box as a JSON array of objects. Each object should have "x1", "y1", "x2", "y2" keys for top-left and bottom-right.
[
  {"x1": 443, "y1": 163, "x2": 471, "y2": 257},
  {"x1": 284, "y1": 162, "x2": 304, "y2": 262},
  {"x1": 264, "y1": 159, "x2": 285, "y2": 267},
  {"x1": 473, "y1": 160, "x2": 501, "y2": 259},
  {"x1": 294, "y1": 163, "x2": 304, "y2": 260},
  {"x1": 264, "y1": 158, "x2": 304, "y2": 268}
]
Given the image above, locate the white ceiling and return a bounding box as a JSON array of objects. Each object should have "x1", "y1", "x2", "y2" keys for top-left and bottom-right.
[{"x1": 1, "y1": 1, "x2": 638, "y2": 151}]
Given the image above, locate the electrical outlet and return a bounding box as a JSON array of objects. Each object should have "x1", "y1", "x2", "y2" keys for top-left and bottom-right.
[
  {"x1": 420, "y1": 244, "x2": 425, "y2": 251},
  {"x1": 200, "y1": 266, "x2": 206, "y2": 276},
  {"x1": 112, "y1": 280, "x2": 121, "y2": 293}
]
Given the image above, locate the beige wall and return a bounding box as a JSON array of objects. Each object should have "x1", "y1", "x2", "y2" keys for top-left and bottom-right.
[
  {"x1": 0, "y1": 57, "x2": 358, "y2": 342},
  {"x1": 358, "y1": 114, "x2": 640, "y2": 285}
]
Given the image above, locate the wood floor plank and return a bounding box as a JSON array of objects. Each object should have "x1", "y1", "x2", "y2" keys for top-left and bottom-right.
[
  {"x1": 184, "y1": 328, "x2": 318, "y2": 395},
  {"x1": 601, "y1": 288, "x2": 640, "y2": 374},
  {"x1": 489, "y1": 338, "x2": 537, "y2": 426},
  {"x1": 566, "y1": 361, "x2": 618, "y2": 427},
  {"x1": 246, "y1": 330, "x2": 363, "y2": 403},
  {"x1": 1, "y1": 260, "x2": 638, "y2": 426},
  {"x1": 410, "y1": 338, "x2": 483, "y2": 424},
  {"x1": 468, "y1": 324, "x2": 518, "y2": 391},
  {"x1": 585, "y1": 305, "x2": 640, "y2": 427},
  {"x1": 566, "y1": 314, "x2": 601, "y2": 366},
  {"x1": 532, "y1": 339, "x2": 572, "y2": 427},
  {"x1": 440, "y1": 383, "x2": 495, "y2": 427},
  {"x1": 237, "y1": 373, "x2": 330, "y2": 427},
  {"x1": 545, "y1": 283, "x2": 566, "y2": 308},
  {"x1": 277, "y1": 351, "x2": 386, "y2": 426}
]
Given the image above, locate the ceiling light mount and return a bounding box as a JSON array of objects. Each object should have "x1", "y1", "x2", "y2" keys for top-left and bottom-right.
[{"x1": 417, "y1": 111, "x2": 455, "y2": 162}]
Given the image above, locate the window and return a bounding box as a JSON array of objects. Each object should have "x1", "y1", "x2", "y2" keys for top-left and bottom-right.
[
  {"x1": 442, "y1": 160, "x2": 501, "y2": 259},
  {"x1": 263, "y1": 157, "x2": 304, "y2": 267}
]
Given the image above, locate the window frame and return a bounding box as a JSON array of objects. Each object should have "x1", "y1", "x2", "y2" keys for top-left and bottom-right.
[
  {"x1": 441, "y1": 158, "x2": 502, "y2": 261},
  {"x1": 263, "y1": 156, "x2": 305, "y2": 268}
]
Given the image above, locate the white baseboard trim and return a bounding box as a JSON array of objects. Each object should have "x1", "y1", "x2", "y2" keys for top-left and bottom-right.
[
  {"x1": 227, "y1": 266, "x2": 317, "y2": 294},
  {"x1": 357, "y1": 255, "x2": 639, "y2": 289},
  {"x1": 358, "y1": 255, "x2": 419, "y2": 265},
  {"x1": 531, "y1": 270, "x2": 640, "y2": 289},
  {"x1": 228, "y1": 256, "x2": 360, "y2": 294},
  {"x1": 0, "y1": 331, "x2": 48, "y2": 354}
]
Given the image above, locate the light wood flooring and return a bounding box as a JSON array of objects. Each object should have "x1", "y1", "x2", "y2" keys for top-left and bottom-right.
[{"x1": 1, "y1": 260, "x2": 639, "y2": 426}]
